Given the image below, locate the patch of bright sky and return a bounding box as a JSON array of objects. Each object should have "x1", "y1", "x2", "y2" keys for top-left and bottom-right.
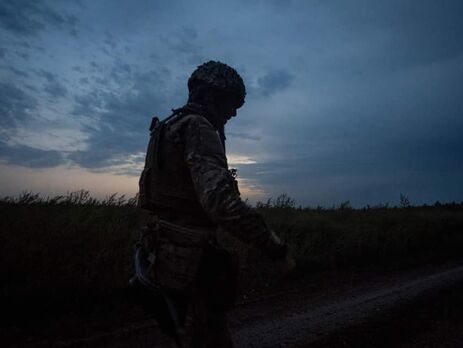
[
  {"x1": 227, "y1": 155, "x2": 257, "y2": 165},
  {"x1": 0, "y1": 163, "x2": 139, "y2": 198}
]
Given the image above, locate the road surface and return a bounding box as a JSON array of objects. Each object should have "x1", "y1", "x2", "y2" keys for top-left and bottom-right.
[{"x1": 35, "y1": 263, "x2": 463, "y2": 347}]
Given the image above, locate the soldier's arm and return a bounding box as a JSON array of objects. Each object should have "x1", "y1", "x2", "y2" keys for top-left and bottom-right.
[{"x1": 181, "y1": 114, "x2": 286, "y2": 258}]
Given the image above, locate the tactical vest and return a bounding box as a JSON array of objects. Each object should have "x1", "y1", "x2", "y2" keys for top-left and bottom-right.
[{"x1": 138, "y1": 111, "x2": 208, "y2": 218}]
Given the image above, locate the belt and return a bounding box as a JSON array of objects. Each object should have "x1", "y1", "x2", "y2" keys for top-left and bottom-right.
[{"x1": 147, "y1": 215, "x2": 216, "y2": 247}]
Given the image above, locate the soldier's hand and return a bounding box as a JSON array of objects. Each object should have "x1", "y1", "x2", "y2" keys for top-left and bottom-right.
[
  {"x1": 260, "y1": 252, "x2": 296, "y2": 279},
  {"x1": 260, "y1": 230, "x2": 296, "y2": 278}
]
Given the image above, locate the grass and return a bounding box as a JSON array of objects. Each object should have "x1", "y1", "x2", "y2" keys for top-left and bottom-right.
[
  {"x1": 0, "y1": 191, "x2": 143, "y2": 328},
  {"x1": 1, "y1": 191, "x2": 462, "y2": 328},
  {"x1": 260, "y1": 204, "x2": 463, "y2": 270}
]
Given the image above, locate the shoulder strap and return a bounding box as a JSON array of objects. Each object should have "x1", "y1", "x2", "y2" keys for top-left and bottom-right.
[{"x1": 149, "y1": 108, "x2": 186, "y2": 170}]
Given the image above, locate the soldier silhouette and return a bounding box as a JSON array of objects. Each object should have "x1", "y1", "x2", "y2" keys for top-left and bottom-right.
[{"x1": 134, "y1": 61, "x2": 294, "y2": 347}]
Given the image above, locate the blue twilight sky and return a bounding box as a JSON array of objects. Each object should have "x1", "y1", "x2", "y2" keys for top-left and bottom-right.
[{"x1": 0, "y1": 0, "x2": 462, "y2": 207}]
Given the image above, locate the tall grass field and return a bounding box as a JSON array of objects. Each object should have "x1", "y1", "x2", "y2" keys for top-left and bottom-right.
[{"x1": 1, "y1": 191, "x2": 463, "y2": 329}]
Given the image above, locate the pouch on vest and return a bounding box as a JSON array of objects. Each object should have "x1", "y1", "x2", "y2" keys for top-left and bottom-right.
[{"x1": 155, "y1": 220, "x2": 212, "y2": 291}]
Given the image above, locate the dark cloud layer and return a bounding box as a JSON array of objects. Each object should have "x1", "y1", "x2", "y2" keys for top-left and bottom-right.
[
  {"x1": 161, "y1": 26, "x2": 202, "y2": 63},
  {"x1": 257, "y1": 70, "x2": 295, "y2": 97},
  {"x1": 320, "y1": 0, "x2": 463, "y2": 73},
  {"x1": 0, "y1": 82, "x2": 37, "y2": 128},
  {"x1": 69, "y1": 66, "x2": 184, "y2": 170},
  {"x1": 36, "y1": 70, "x2": 68, "y2": 98},
  {"x1": 10, "y1": 67, "x2": 29, "y2": 77},
  {"x1": 376, "y1": 1, "x2": 463, "y2": 65},
  {"x1": 0, "y1": 0, "x2": 78, "y2": 37},
  {"x1": 0, "y1": 140, "x2": 65, "y2": 168}
]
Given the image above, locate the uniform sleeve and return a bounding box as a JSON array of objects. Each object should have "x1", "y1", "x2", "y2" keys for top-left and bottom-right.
[{"x1": 182, "y1": 115, "x2": 282, "y2": 251}]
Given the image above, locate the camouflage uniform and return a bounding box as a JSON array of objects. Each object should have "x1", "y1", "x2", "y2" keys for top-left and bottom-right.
[
  {"x1": 140, "y1": 103, "x2": 277, "y2": 244},
  {"x1": 137, "y1": 62, "x2": 285, "y2": 347}
]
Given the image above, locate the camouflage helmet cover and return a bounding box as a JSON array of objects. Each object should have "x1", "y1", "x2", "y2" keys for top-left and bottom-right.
[{"x1": 188, "y1": 60, "x2": 246, "y2": 108}]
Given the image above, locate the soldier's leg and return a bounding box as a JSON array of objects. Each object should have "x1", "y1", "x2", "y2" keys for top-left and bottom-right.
[
  {"x1": 175, "y1": 293, "x2": 234, "y2": 348},
  {"x1": 141, "y1": 289, "x2": 192, "y2": 348},
  {"x1": 203, "y1": 306, "x2": 233, "y2": 348},
  {"x1": 175, "y1": 292, "x2": 207, "y2": 348}
]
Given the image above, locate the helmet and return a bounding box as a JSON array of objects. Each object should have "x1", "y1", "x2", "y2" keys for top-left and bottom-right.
[{"x1": 188, "y1": 61, "x2": 246, "y2": 108}]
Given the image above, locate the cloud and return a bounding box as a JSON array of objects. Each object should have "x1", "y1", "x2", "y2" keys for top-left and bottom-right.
[
  {"x1": 67, "y1": 123, "x2": 144, "y2": 170},
  {"x1": 161, "y1": 26, "x2": 204, "y2": 65},
  {"x1": 72, "y1": 65, "x2": 83, "y2": 73},
  {"x1": 104, "y1": 31, "x2": 117, "y2": 49},
  {"x1": 72, "y1": 91, "x2": 104, "y2": 117},
  {"x1": 233, "y1": 112, "x2": 463, "y2": 206},
  {"x1": 228, "y1": 131, "x2": 261, "y2": 141},
  {"x1": 14, "y1": 50, "x2": 30, "y2": 60},
  {"x1": 9, "y1": 67, "x2": 29, "y2": 77},
  {"x1": 36, "y1": 70, "x2": 68, "y2": 98},
  {"x1": 0, "y1": 140, "x2": 65, "y2": 168},
  {"x1": 380, "y1": 1, "x2": 463, "y2": 65},
  {"x1": 317, "y1": 1, "x2": 463, "y2": 73},
  {"x1": 69, "y1": 66, "x2": 185, "y2": 171},
  {"x1": 44, "y1": 80, "x2": 67, "y2": 98},
  {"x1": 0, "y1": 0, "x2": 462, "y2": 205},
  {"x1": 109, "y1": 61, "x2": 133, "y2": 86},
  {"x1": 162, "y1": 26, "x2": 199, "y2": 54},
  {"x1": 257, "y1": 69, "x2": 295, "y2": 97},
  {"x1": 0, "y1": 0, "x2": 79, "y2": 37},
  {"x1": 0, "y1": 81, "x2": 37, "y2": 128},
  {"x1": 228, "y1": 155, "x2": 257, "y2": 165}
]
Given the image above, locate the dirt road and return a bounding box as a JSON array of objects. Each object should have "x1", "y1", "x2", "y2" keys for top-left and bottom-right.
[
  {"x1": 232, "y1": 264, "x2": 463, "y2": 347},
  {"x1": 38, "y1": 263, "x2": 463, "y2": 347}
]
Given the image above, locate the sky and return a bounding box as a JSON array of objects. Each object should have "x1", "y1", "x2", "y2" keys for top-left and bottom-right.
[{"x1": 0, "y1": 0, "x2": 462, "y2": 207}]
